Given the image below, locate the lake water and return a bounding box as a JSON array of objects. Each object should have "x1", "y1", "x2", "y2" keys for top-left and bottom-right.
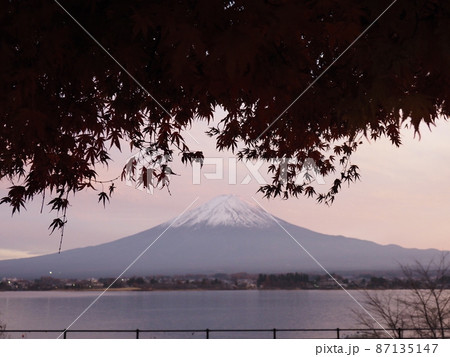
[{"x1": 0, "y1": 290, "x2": 367, "y2": 339}]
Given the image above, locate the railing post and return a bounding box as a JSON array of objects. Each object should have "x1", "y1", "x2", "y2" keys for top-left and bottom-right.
[
  {"x1": 63, "y1": 330, "x2": 67, "y2": 339},
  {"x1": 206, "y1": 328, "x2": 209, "y2": 339},
  {"x1": 397, "y1": 328, "x2": 402, "y2": 339},
  {"x1": 336, "y1": 328, "x2": 340, "y2": 339},
  {"x1": 136, "y1": 329, "x2": 140, "y2": 339},
  {"x1": 273, "y1": 328, "x2": 277, "y2": 339}
]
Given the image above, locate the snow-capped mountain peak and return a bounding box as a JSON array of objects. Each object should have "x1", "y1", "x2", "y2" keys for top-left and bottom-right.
[{"x1": 171, "y1": 195, "x2": 274, "y2": 228}]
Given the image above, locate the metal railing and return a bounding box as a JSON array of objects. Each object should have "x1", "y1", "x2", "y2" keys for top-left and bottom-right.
[{"x1": 3, "y1": 327, "x2": 450, "y2": 339}]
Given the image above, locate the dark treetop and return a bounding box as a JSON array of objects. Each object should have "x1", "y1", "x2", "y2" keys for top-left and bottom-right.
[{"x1": 1, "y1": 1, "x2": 449, "y2": 236}]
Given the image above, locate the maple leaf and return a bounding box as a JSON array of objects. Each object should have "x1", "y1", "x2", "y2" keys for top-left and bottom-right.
[
  {"x1": 48, "y1": 218, "x2": 66, "y2": 235},
  {"x1": 98, "y1": 192, "x2": 110, "y2": 208},
  {"x1": 0, "y1": 0, "x2": 449, "y2": 247}
]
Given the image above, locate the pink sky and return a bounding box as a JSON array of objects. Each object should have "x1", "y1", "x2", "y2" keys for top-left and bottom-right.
[{"x1": 1, "y1": 111, "x2": 450, "y2": 260}]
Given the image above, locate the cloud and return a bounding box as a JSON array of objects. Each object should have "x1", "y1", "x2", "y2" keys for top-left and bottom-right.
[{"x1": 0, "y1": 249, "x2": 38, "y2": 261}]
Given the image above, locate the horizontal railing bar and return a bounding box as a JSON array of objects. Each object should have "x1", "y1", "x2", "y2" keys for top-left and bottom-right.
[
  {"x1": 88, "y1": 330, "x2": 199, "y2": 332},
  {"x1": 4, "y1": 327, "x2": 450, "y2": 333},
  {"x1": 2, "y1": 330, "x2": 65, "y2": 333}
]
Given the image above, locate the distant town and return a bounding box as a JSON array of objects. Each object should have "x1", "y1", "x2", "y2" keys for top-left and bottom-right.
[{"x1": 1, "y1": 271, "x2": 445, "y2": 291}]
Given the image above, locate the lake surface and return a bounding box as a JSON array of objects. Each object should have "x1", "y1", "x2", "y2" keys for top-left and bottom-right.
[{"x1": 0, "y1": 290, "x2": 368, "y2": 338}]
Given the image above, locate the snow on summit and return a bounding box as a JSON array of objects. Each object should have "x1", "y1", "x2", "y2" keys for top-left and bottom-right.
[{"x1": 172, "y1": 195, "x2": 274, "y2": 228}]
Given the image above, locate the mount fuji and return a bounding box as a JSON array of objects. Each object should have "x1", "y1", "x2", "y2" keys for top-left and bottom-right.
[{"x1": 0, "y1": 195, "x2": 444, "y2": 278}]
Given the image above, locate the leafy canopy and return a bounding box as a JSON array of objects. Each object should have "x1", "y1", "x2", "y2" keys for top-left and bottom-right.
[{"x1": 1, "y1": 0, "x2": 449, "y2": 236}]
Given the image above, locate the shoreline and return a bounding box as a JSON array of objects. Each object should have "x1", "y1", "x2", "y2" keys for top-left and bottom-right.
[{"x1": 0, "y1": 287, "x2": 401, "y2": 293}]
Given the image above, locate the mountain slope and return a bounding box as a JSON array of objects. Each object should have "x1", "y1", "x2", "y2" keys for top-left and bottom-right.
[{"x1": 0, "y1": 195, "x2": 444, "y2": 278}]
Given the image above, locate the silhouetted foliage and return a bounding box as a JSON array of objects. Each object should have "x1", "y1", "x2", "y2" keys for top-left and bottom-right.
[
  {"x1": 127, "y1": 276, "x2": 146, "y2": 286},
  {"x1": 1, "y1": 1, "x2": 449, "y2": 245},
  {"x1": 257, "y1": 272, "x2": 309, "y2": 289},
  {"x1": 367, "y1": 277, "x2": 389, "y2": 289},
  {"x1": 354, "y1": 255, "x2": 450, "y2": 338}
]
